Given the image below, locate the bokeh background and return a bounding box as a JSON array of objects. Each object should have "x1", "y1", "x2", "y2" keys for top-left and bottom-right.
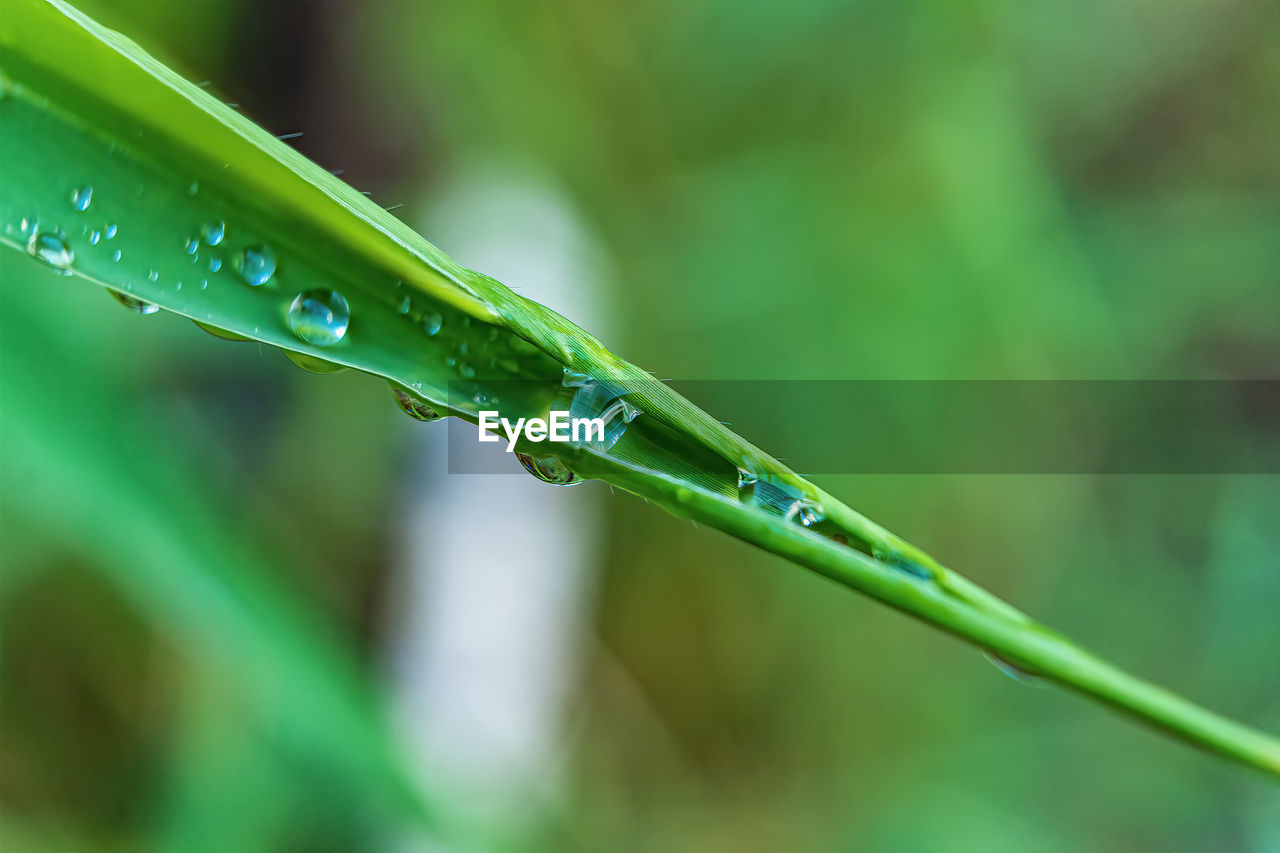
[{"x1": 2, "y1": 0, "x2": 1279, "y2": 850}]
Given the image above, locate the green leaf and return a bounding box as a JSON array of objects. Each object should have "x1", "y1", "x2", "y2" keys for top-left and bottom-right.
[{"x1": 2, "y1": 0, "x2": 1276, "y2": 780}]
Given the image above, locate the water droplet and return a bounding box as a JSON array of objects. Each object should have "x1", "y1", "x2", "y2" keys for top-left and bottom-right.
[
  {"x1": 209, "y1": 257, "x2": 222, "y2": 272},
  {"x1": 148, "y1": 269, "x2": 159, "y2": 282},
  {"x1": 283, "y1": 350, "x2": 346, "y2": 374},
  {"x1": 200, "y1": 279, "x2": 209, "y2": 290},
  {"x1": 236, "y1": 245, "x2": 276, "y2": 286},
  {"x1": 184, "y1": 237, "x2": 199, "y2": 255},
  {"x1": 19, "y1": 216, "x2": 35, "y2": 236},
  {"x1": 984, "y1": 651, "x2": 1040, "y2": 684},
  {"x1": 71, "y1": 185, "x2": 93, "y2": 211},
  {"x1": 287, "y1": 289, "x2": 349, "y2": 346},
  {"x1": 516, "y1": 453, "x2": 580, "y2": 486},
  {"x1": 188, "y1": 180, "x2": 200, "y2": 195},
  {"x1": 108, "y1": 290, "x2": 159, "y2": 314},
  {"x1": 26, "y1": 229, "x2": 74, "y2": 274},
  {"x1": 112, "y1": 249, "x2": 122, "y2": 263},
  {"x1": 194, "y1": 321, "x2": 250, "y2": 341},
  {"x1": 104, "y1": 223, "x2": 117, "y2": 239},
  {"x1": 556, "y1": 370, "x2": 641, "y2": 451},
  {"x1": 395, "y1": 293, "x2": 411, "y2": 314},
  {"x1": 423, "y1": 312, "x2": 443, "y2": 335},
  {"x1": 175, "y1": 280, "x2": 184, "y2": 291},
  {"x1": 458, "y1": 363, "x2": 476, "y2": 379},
  {"x1": 786, "y1": 499, "x2": 825, "y2": 528},
  {"x1": 392, "y1": 387, "x2": 442, "y2": 421},
  {"x1": 89, "y1": 230, "x2": 101, "y2": 245},
  {"x1": 202, "y1": 220, "x2": 225, "y2": 246},
  {"x1": 736, "y1": 468, "x2": 759, "y2": 491}
]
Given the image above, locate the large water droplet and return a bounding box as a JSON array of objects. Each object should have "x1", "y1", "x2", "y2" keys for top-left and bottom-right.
[
  {"x1": 236, "y1": 245, "x2": 276, "y2": 286},
  {"x1": 202, "y1": 220, "x2": 225, "y2": 246},
  {"x1": 557, "y1": 370, "x2": 641, "y2": 451},
  {"x1": 516, "y1": 453, "x2": 581, "y2": 486},
  {"x1": 108, "y1": 290, "x2": 159, "y2": 314},
  {"x1": 287, "y1": 288, "x2": 349, "y2": 346},
  {"x1": 26, "y1": 229, "x2": 74, "y2": 274},
  {"x1": 392, "y1": 387, "x2": 442, "y2": 421},
  {"x1": 71, "y1": 185, "x2": 93, "y2": 211}
]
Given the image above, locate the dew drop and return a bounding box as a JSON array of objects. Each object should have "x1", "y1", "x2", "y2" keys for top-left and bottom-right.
[
  {"x1": 89, "y1": 230, "x2": 101, "y2": 245},
  {"x1": 786, "y1": 499, "x2": 825, "y2": 528},
  {"x1": 283, "y1": 350, "x2": 346, "y2": 374},
  {"x1": 557, "y1": 370, "x2": 641, "y2": 451},
  {"x1": 188, "y1": 180, "x2": 200, "y2": 196},
  {"x1": 516, "y1": 453, "x2": 580, "y2": 487},
  {"x1": 71, "y1": 185, "x2": 93, "y2": 211},
  {"x1": 202, "y1": 220, "x2": 225, "y2": 246},
  {"x1": 108, "y1": 290, "x2": 159, "y2": 314},
  {"x1": 184, "y1": 237, "x2": 200, "y2": 255},
  {"x1": 26, "y1": 229, "x2": 74, "y2": 274},
  {"x1": 391, "y1": 387, "x2": 442, "y2": 421},
  {"x1": 287, "y1": 289, "x2": 349, "y2": 346},
  {"x1": 236, "y1": 245, "x2": 276, "y2": 286},
  {"x1": 458, "y1": 363, "x2": 476, "y2": 379},
  {"x1": 112, "y1": 249, "x2": 122, "y2": 263},
  {"x1": 209, "y1": 257, "x2": 222, "y2": 273},
  {"x1": 395, "y1": 293, "x2": 411, "y2": 314},
  {"x1": 423, "y1": 312, "x2": 443, "y2": 335},
  {"x1": 104, "y1": 223, "x2": 117, "y2": 239},
  {"x1": 984, "y1": 652, "x2": 1041, "y2": 684},
  {"x1": 194, "y1": 320, "x2": 250, "y2": 341},
  {"x1": 148, "y1": 269, "x2": 159, "y2": 282}
]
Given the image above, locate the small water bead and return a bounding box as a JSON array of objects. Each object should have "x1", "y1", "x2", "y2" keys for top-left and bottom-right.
[
  {"x1": 193, "y1": 320, "x2": 251, "y2": 341},
  {"x1": 391, "y1": 387, "x2": 442, "y2": 422},
  {"x1": 202, "y1": 220, "x2": 225, "y2": 246},
  {"x1": 71, "y1": 185, "x2": 93, "y2": 211},
  {"x1": 283, "y1": 350, "x2": 346, "y2": 374},
  {"x1": 287, "y1": 288, "x2": 350, "y2": 346},
  {"x1": 26, "y1": 229, "x2": 74, "y2": 274},
  {"x1": 184, "y1": 237, "x2": 199, "y2": 255},
  {"x1": 395, "y1": 293, "x2": 411, "y2": 314},
  {"x1": 112, "y1": 249, "x2": 122, "y2": 263},
  {"x1": 188, "y1": 180, "x2": 200, "y2": 195},
  {"x1": 89, "y1": 230, "x2": 101, "y2": 245},
  {"x1": 458, "y1": 363, "x2": 476, "y2": 379},
  {"x1": 515, "y1": 453, "x2": 581, "y2": 486},
  {"x1": 104, "y1": 223, "x2": 117, "y2": 239},
  {"x1": 148, "y1": 269, "x2": 159, "y2": 282},
  {"x1": 209, "y1": 257, "x2": 222, "y2": 272},
  {"x1": 108, "y1": 290, "x2": 159, "y2": 314},
  {"x1": 984, "y1": 651, "x2": 1041, "y2": 684},
  {"x1": 236, "y1": 245, "x2": 276, "y2": 286},
  {"x1": 423, "y1": 312, "x2": 443, "y2": 335}
]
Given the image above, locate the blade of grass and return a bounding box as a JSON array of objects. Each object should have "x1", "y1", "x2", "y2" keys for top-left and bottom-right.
[{"x1": 1, "y1": 0, "x2": 1276, "y2": 779}]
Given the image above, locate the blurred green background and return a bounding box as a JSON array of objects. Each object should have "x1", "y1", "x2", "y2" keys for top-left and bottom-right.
[{"x1": 2, "y1": 0, "x2": 1278, "y2": 850}]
